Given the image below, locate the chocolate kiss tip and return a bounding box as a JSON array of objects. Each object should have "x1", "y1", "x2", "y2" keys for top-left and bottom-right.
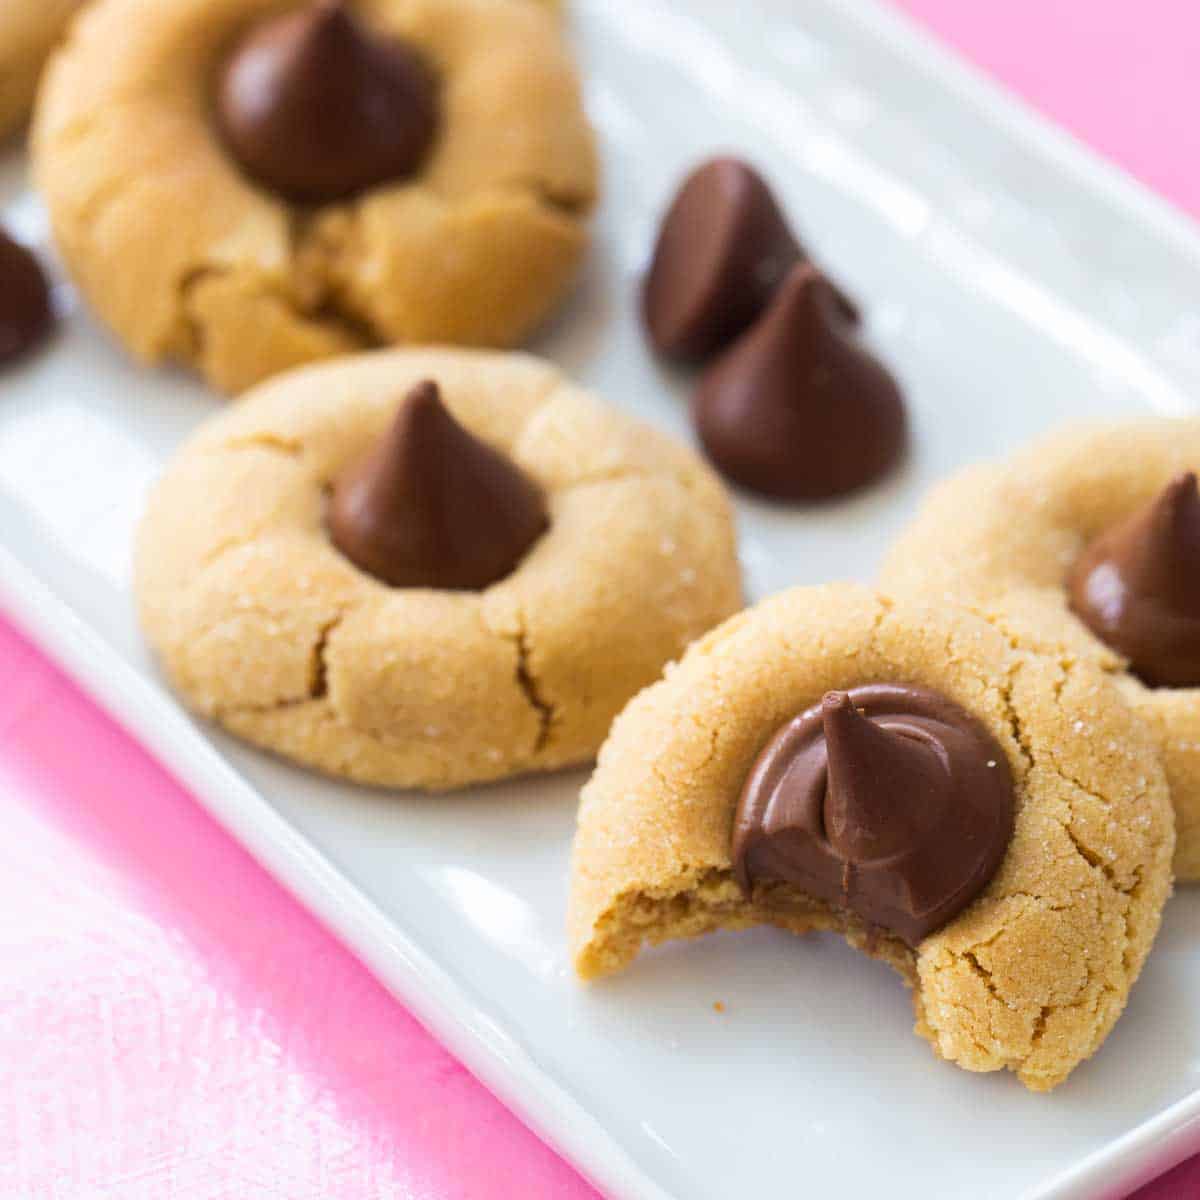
[
  {"x1": 820, "y1": 690, "x2": 870, "y2": 747},
  {"x1": 1157, "y1": 471, "x2": 1200, "y2": 542},
  {"x1": 774, "y1": 262, "x2": 842, "y2": 323},
  {"x1": 1136, "y1": 467, "x2": 1200, "y2": 600},
  {"x1": 327, "y1": 380, "x2": 548, "y2": 592},
  {"x1": 820, "y1": 691, "x2": 859, "y2": 763},
  {"x1": 821, "y1": 689, "x2": 896, "y2": 781},
  {"x1": 402, "y1": 378, "x2": 440, "y2": 418},
  {"x1": 821, "y1": 689, "x2": 883, "y2": 781},
  {"x1": 310, "y1": 1, "x2": 359, "y2": 43},
  {"x1": 1167, "y1": 470, "x2": 1199, "y2": 507},
  {"x1": 821, "y1": 692, "x2": 950, "y2": 867}
]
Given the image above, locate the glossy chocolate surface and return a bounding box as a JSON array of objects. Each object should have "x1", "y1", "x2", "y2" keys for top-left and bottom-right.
[
  {"x1": 1069, "y1": 472, "x2": 1200, "y2": 687},
  {"x1": 642, "y1": 158, "x2": 857, "y2": 363},
  {"x1": 732, "y1": 685, "x2": 1014, "y2": 945},
  {"x1": 0, "y1": 228, "x2": 53, "y2": 366},
  {"x1": 692, "y1": 264, "x2": 905, "y2": 501},
  {"x1": 216, "y1": 0, "x2": 438, "y2": 203},
  {"x1": 327, "y1": 380, "x2": 549, "y2": 591}
]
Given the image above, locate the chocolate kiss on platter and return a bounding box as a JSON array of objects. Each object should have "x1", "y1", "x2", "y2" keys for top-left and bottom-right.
[
  {"x1": 691, "y1": 263, "x2": 905, "y2": 501},
  {"x1": 327, "y1": 380, "x2": 549, "y2": 590},
  {"x1": 216, "y1": 0, "x2": 438, "y2": 203},
  {"x1": 0, "y1": 228, "x2": 54, "y2": 366},
  {"x1": 1069, "y1": 471, "x2": 1200, "y2": 688},
  {"x1": 732, "y1": 685, "x2": 1015, "y2": 946},
  {"x1": 642, "y1": 157, "x2": 857, "y2": 363}
]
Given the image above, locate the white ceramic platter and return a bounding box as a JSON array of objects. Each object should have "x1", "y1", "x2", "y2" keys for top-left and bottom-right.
[{"x1": 2, "y1": 1, "x2": 1200, "y2": 1197}]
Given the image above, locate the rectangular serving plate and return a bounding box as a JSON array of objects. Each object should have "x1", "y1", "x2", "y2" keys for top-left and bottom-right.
[{"x1": 3, "y1": 1, "x2": 1200, "y2": 1197}]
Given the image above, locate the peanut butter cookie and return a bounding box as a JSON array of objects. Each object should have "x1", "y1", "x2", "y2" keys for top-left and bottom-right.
[
  {"x1": 33, "y1": 0, "x2": 597, "y2": 393},
  {"x1": 0, "y1": 0, "x2": 80, "y2": 140},
  {"x1": 881, "y1": 419, "x2": 1200, "y2": 880},
  {"x1": 568, "y1": 585, "x2": 1173, "y2": 1091},
  {"x1": 135, "y1": 348, "x2": 743, "y2": 788}
]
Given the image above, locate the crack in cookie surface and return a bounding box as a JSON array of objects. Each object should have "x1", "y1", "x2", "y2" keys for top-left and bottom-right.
[
  {"x1": 513, "y1": 620, "x2": 555, "y2": 753},
  {"x1": 568, "y1": 585, "x2": 1173, "y2": 1091},
  {"x1": 136, "y1": 349, "x2": 741, "y2": 789},
  {"x1": 877, "y1": 419, "x2": 1200, "y2": 882},
  {"x1": 33, "y1": 0, "x2": 599, "y2": 392}
]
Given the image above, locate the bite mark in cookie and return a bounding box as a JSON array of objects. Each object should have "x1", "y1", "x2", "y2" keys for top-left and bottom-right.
[{"x1": 568, "y1": 585, "x2": 1174, "y2": 1090}]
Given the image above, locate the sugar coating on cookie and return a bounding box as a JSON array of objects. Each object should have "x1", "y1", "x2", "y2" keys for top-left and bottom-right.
[
  {"x1": 0, "y1": 0, "x2": 80, "y2": 140},
  {"x1": 135, "y1": 348, "x2": 743, "y2": 789},
  {"x1": 880, "y1": 418, "x2": 1200, "y2": 881},
  {"x1": 32, "y1": 0, "x2": 598, "y2": 393},
  {"x1": 567, "y1": 584, "x2": 1173, "y2": 1091}
]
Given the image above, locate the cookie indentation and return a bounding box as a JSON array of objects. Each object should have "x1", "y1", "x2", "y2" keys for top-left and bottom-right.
[
  {"x1": 33, "y1": 0, "x2": 599, "y2": 392},
  {"x1": 136, "y1": 348, "x2": 743, "y2": 789},
  {"x1": 568, "y1": 585, "x2": 1173, "y2": 1090}
]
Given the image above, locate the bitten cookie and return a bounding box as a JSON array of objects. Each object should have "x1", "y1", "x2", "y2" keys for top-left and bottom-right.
[
  {"x1": 135, "y1": 348, "x2": 743, "y2": 789},
  {"x1": 568, "y1": 585, "x2": 1174, "y2": 1091},
  {"x1": 33, "y1": 0, "x2": 598, "y2": 393},
  {"x1": 0, "y1": 0, "x2": 80, "y2": 140},
  {"x1": 880, "y1": 419, "x2": 1200, "y2": 881}
]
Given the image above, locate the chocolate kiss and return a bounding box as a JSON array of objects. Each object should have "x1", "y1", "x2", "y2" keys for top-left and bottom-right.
[
  {"x1": 1069, "y1": 472, "x2": 1200, "y2": 687},
  {"x1": 732, "y1": 684, "x2": 1015, "y2": 946},
  {"x1": 822, "y1": 692, "x2": 947, "y2": 864},
  {"x1": 216, "y1": 0, "x2": 438, "y2": 204},
  {"x1": 327, "y1": 381, "x2": 549, "y2": 590},
  {"x1": 691, "y1": 264, "x2": 906, "y2": 501},
  {"x1": 641, "y1": 158, "x2": 857, "y2": 362},
  {"x1": 0, "y1": 228, "x2": 54, "y2": 366}
]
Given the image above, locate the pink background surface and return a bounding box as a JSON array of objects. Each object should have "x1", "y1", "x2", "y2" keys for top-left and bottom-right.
[{"x1": 3, "y1": 2, "x2": 1200, "y2": 1197}]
